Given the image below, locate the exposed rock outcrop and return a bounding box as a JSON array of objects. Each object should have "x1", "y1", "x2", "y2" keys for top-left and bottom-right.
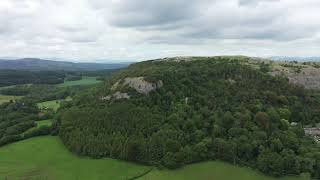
[
  {"x1": 123, "y1": 77, "x2": 163, "y2": 95},
  {"x1": 102, "y1": 77, "x2": 163, "y2": 101},
  {"x1": 157, "y1": 56, "x2": 196, "y2": 62},
  {"x1": 304, "y1": 128, "x2": 320, "y2": 142},
  {"x1": 101, "y1": 91, "x2": 130, "y2": 101},
  {"x1": 271, "y1": 65, "x2": 320, "y2": 89}
]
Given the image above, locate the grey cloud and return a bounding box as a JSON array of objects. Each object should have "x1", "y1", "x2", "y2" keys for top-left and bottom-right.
[
  {"x1": 0, "y1": 0, "x2": 320, "y2": 61},
  {"x1": 108, "y1": 0, "x2": 210, "y2": 28},
  {"x1": 238, "y1": 0, "x2": 280, "y2": 6},
  {"x1": 102, "y1": 0, "x2": 318, "y2": 43},
  {"x1": 58, "y1": 25, "x2": 89, "y2": 33},
  {"x1": 66, "y1": 34, "x2": 100, "y2": 43}
]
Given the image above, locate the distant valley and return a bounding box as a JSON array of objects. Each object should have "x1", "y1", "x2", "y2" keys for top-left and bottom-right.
[
  {"x1": 0, "y1": 58, "x2": 131, "y2": 71},
  {"x1": 0, "y1": 56, "x2": 319, "y2": 180}
]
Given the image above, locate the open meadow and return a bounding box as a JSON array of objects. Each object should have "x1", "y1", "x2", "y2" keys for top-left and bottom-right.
[
  {"x1": 0, "y1": 136, "x2": 308, "y2": 180},
  {"x1": 57, "y1": 76, "x2": 101, "y2": 87},
  {"x1": 0, "y1": 136, "x2": 150, "y2": 180},
  {"x1": 0, "y1": 95, "x2": 23, "y2": 104},
  {"x1": 37, "y1": 100, "x2": 62, "y2": 111},
  {"x1": 35, "y1": 120, "x2": 52, "y2": 127}
]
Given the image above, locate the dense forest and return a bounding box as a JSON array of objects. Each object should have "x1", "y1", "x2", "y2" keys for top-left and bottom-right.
[
  {"x1": 0, "y1": 69, "x2": 118, "y2": 87},
  {"x1": 0, "y1": 68, "x2": 117, "y2": 147},
  {"x1": 0, "y1": 70, "x2": 66, "y2": 86},
  {"x1": 0, "y1": 100, "x2": 52, "y2": 146},
  {"x1": 1, "y1": 84, "x2": 80, "y2": 102},
  {"x1": 57, "y1": 57, "x2": 320, "y2": 178}
]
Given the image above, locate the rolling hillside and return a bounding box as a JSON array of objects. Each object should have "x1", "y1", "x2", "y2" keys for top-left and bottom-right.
[
  {"x1": 0, "y1": 136, "x2": 307, "y2": 180},
  {"x1": 0, "y1": 58, "x2": 131, "y2": 71},
  {"x1": 57, "y1": 56, "x2": 320, "y2": 178}
]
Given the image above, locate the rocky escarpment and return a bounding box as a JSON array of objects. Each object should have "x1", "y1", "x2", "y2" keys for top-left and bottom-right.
[
  {"x1": 101, "y1": 77, "x2": 163, "y2": 100},
  {"x1": 304, "y1": 128, "x2": 320, "y2": 143},
  {"x1": 271, "y1": 65, "x2": 320, "y2": 89},
  {"x1": 101, "y1": 91, "x2": 130, "y2": 100},
  {"x1": 122, "y1": 77, "x2": 163, "y2": 95}
]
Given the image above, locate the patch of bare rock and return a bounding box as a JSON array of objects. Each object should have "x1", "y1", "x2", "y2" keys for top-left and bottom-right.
[
  {"x1": 101, "y1": 77, "x2": 163, "y2": 101},
  {"x1": 270, "y1": 64, "x2": 320, "y2": 89}
]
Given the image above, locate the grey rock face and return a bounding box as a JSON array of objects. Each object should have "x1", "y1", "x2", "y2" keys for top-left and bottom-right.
[
  {"x1": 102, "y1": 77, "x2": 163, "y2": 101},
  {"x1": 304, "y1": 128, "x2": 320, "y2": 142},
  {"x1": 123, "y1": 77, "x2": 163, "y2": 95},
  {"x1": 271, "y1": 66, "x2": 320, "y2": 89},
  {"x1": 113, "y1": 91, "x2": 130, "y2": 99},
  {"x1": 101, "y1": 91, "x2": 130, "y2": 101}
]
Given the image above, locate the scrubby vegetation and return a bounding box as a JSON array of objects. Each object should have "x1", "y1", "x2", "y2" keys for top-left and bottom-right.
[
  {"x1": 0, "y1": 100, "x2": 52, "y2": 146},
  {"x1": 58, "y1": 57, "x2": 320, "y2": 178}
]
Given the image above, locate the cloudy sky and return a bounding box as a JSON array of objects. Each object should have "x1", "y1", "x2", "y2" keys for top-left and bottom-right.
[{"x1": 0, "y1": 0, "x2": 319, "y2": 62}]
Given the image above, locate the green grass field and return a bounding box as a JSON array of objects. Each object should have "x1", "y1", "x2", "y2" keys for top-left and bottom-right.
[
  {"x1": 0, "y1": 95, "x2": 23, "y2": 104},
  {"x1": 57, "y1": 76, "x2": 101, "y2": 87},
  {"x1": 37, "y1": 100, "x2": 62, "y2": 111},
  {"x1": 37, "y1": 97, "x2": 72, "y2": 112},
  {"x1": 0, "y1": 136, "x2": 308, "y2": 180},
  {"x1": 23, "y1": 120, "x2": 53, "y2": 135},
  {"x1": 35, "y1": 120, "x2": 52, "y2": 127},
  {"x1": 0, "y1": 136, "x2": 150, "y2": 180}
]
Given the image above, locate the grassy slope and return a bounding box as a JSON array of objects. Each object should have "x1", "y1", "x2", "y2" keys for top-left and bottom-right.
[
  {"x1": 0, "y1": 95, "x2": 23, "y2": 104},
  {"x1": 0, "y1": 85, "x2": 17, "y2": 90},
  {"x1": 57, "y1": 76, "x2": 101, "y2": 87},
  {"x1": 0, "y1": 137, "x2": 308, "y2": 180},
  {"x1": 37, "y1": 100, "x2": 62, "y2": 111},
  {"x1": 36, "y1": 120, "x2": 52, "y2": 127},
  {"x1": 140, "y1": 162, "x2": 307, "y2": 180},
  {"x1": 0, "y1": 136, "x2": 149, "y2": 180},
  {"x1": 23, "y1": 120, "x2": 53, "y2": 135}
]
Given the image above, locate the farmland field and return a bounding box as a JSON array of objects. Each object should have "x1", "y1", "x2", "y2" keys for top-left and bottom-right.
[
  {"x1": 37, "y1": 100, "x2": 62, "y2": 111},
  {"x1": 0, "y1": 95, "x2": 23, "y2": 104},
  {"x1": 0, "y1": 136, "x2": 150, "y2": 180},
  {"x1": 36, "y1": 119, "x2": 52, "y2": 127},
  {"x1": 0, "y1": 136, "x2": 308, "y2": 180},
  {"x1": 57, "y1": 76, "x2": 101, "y2": 87}
]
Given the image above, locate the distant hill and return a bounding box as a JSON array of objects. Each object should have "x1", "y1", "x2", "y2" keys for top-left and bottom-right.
[
  {"x1": 270, "y1": 56, "x2": 320, "y2": 61},
  {"x1": 0, "y1": 58, "x2": 131, "y2": 71}
]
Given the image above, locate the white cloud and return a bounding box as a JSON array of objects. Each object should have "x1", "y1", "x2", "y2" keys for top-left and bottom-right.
[{"x1": 0, "y1": 0, "x2": 319, "y2": 62}]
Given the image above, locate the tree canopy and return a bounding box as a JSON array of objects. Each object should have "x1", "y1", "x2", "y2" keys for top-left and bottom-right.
[{"x1": 57, "y1": 57, "x2": 320, "y2": 178}]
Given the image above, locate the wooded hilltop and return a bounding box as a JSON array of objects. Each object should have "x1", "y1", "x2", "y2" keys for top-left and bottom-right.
[{"x1": 57, "y1": 56, "x2": 320, "y2": 178}]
